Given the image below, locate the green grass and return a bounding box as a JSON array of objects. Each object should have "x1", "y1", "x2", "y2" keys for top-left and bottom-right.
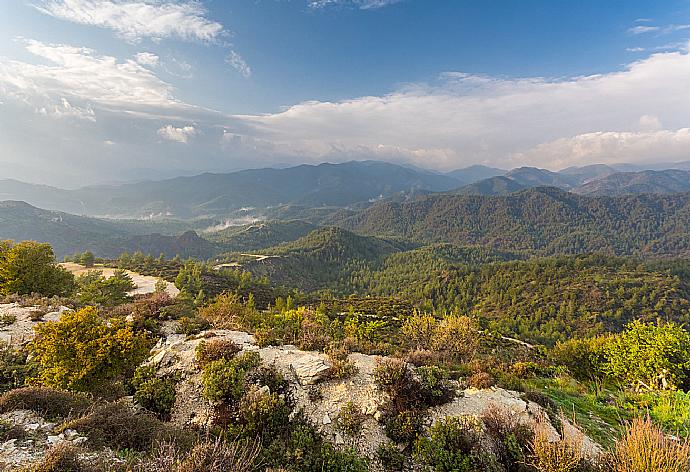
[{"x1": 524, "y1": 377, "x2": 628, "y2": 447}]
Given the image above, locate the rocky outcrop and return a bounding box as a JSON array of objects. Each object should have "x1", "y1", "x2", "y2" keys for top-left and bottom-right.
[
  {"x1": 0, "y1": 409, "x2": 88, "y2": 469},
  {"x1": 146, "y1": 329, "x2": 601, "y2": 461},
  {"x1": 0, "y1": 303, "x2": 68, "y2": 347}
]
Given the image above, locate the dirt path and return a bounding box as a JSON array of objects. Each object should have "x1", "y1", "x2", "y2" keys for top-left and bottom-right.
[{"x1": 60, "y1": 263, "x2": 179, "y2": 297}]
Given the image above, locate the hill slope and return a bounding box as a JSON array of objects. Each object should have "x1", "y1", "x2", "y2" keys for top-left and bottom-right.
[
  {"x1": 0, "y1": 201, "x2": 221, "y2": 259},
  {"x1": 333, "y1": 187, "x2": 690, "y2": 256},
  {"x1": 573, "y1": 169, "x2": 690, "y2": 195},
  {"x1": 1, "y1": 161, "x2": 464, "y2": 218}
]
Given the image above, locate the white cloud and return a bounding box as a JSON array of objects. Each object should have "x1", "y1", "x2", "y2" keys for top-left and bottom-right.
[
  {"x1": 157, "y1": 124, "x2": 198, "y2": 143},
  {"x1": 38, "y1": 97, "x2": 96, "y2": 121},
  {"x1": 234, "y1": 42, "x2": 690, "y2": 170},
  {"x1": 134, "y1": 52, "x2": 159, "y2": 67},
  {"x1": 34, "y1": 0, "x2": 224, "y2": 42},
  {"x1": 226, "y1": 50, "x2": 251, "y2": 78},
  {"x1": 309, "y1": 0, "x2": 402, "y2": 10},
  {"x1": 0, "y1": 39, "x2": 202, "y2": 117},
  {"x1": 629, "y1": 25, "x2": 660, "y2": 35},
  {"x1": 514, "y1": 129, "x2": 690, "y2": 169}
]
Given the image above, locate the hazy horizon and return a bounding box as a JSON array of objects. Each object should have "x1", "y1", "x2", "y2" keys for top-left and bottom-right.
[{"x1": 2, "y1": 1, "x2": 690, "y2": 186}]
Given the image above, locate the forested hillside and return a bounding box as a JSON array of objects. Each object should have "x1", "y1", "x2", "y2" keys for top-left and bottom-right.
[{"x1": 334, "y1": 187, "x2": 690, "y2": 256}]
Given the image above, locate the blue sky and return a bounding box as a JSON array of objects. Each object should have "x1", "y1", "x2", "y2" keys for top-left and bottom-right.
[{"x1": 1, "y1": 0, "x2": 690, "y2": 186}]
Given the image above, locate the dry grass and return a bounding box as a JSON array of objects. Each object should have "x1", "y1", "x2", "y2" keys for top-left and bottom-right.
[
  {"x1": 0, "y1": 387, "x2": 92, "y2": 420},
  {"x1": 137, "y1": 438, "x2": 260, "y2": 472},
  {"x1": 22, "y1": 443, "x2": 85, "y2": 472},
  {"x1": 62, "y1": 401, "x2": 194, "y2": 452},
  {"x1": 606, "y1": 417, "x2": 690, "y2": 472},
  {"x1": 528, "y1": 415, "x2": 588, "y2": 472}
]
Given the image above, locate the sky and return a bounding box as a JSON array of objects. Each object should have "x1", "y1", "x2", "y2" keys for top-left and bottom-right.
[{"x1": 1, "y1": 0, "x2": 690, "y2": 186}]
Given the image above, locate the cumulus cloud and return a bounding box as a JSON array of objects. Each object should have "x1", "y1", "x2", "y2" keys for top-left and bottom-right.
[
  {"x1": 157, "y1": 124, "x2": 198, "y2": 143},
  {"x1": 34, "y1": 0, "x2": 224, "y2": 42},
  {"x1": 134, "y1": 52, "x2": 159, "y2": 67},
  {"x1": 235, "y1": 42, "x2": 690, "y2": 170},
  {"x1": 514, "y1": 129, "x2": 690, "y2": 169}
]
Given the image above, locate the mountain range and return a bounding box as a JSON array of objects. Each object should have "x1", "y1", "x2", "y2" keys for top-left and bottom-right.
[{"x1": 2, "y1": 160, "x2": 690, "y2": 219}]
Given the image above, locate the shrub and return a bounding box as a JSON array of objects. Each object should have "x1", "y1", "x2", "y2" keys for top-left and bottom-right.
[
  {"x1": 401, "y1": 312, "x2": 438, "y2": 350},
  {"x1": 468, "y1": 372, "x2": 495, "y2": 390},
  {"x1": 373, "y1": 358, "x2": 418, "y2": 410},
  {"x1": 249, "y1": 365, "x2": 291, "y2": 399},
  {"x1": 0, "y1": 387, "x2": 92, "y2": 419},
  {"x1": 228, "y1": 387, "x2": 292, "y2": 440},
  {"x1": 131, "y1": 365, "x2": 177, "y2": 420},
  {"x1": 326, "y1": 345, "x2": 358, "y2": 380},
  {"x1": 30, "y1": 307, "x2": 150, "y2": 393},
  {"x1": 481, "y1": 404, "x2": 533, "y2": 469},
  {"x1": 176, "y1": 316, "x2": 211, "y2": 336},
  {"x1": 176, "y1": 438, "x2": 260, "y2": 472},
  {"x1": 198, "y1": 292, "x2": 256, "y2": 330},
  {"x1": 528, "y1": 416, "x2": 589, "y2": 472},
  {"x1": 0, "y1": 419, "x2": 26, "y2": 442},
  {"x1": 431, "y1": 315, "x2": 480, "y2": 363},
  {"x1": 417, "y1": 366, "x2": 455, "y2": 407},
  {"x1": 0, "y1": 342, "x2": 32, "y2": 393},
  {"x1": 0, "y1": 314, "x2": 16, "y2": 327},
  {"x1": 253, "y1": 327, "x2": 276, "y2": 347},
  {"x1": 605, "y1": 417, "x2": 690, "y2": 472},
  {"x1": 195, "y1": 339, "x2": 241, "y2": 368},
  {"x1": 414, "y1": 416, "x2": 487, "y2": 472},
  {"x1": 382, "y1": 409, "x2": 428, "y2": 445},
  {"x1": 376, "y1": 443, "x2": 407, "y2": 472},
  {"x1": 76, "y1": 269, "x2": 135, "y2": 307},
  {"x1": 23, "y1": 442, "x2": 85, "y2": 472},
  {"x1": 0, "y1": 241, "x2": 75, "y2": 297},
  {"x1": 407, "y1": 349, "x2": 441, "y2": 367},
  {"x1": 63, "y1": 401, "x2": 192, "y2": 452},
  {"x1": 550, "y1": 336, "x2": 609, "y2": 393},
  {"x1": 605, "y1": 320, "x2": 690, "y2": 391},
  {"x1": 201, "y1": 352, "x2": 260, "y2": 403},
  {"x1": 336, "y1": 402, "x2": 366, "y2": 438}
]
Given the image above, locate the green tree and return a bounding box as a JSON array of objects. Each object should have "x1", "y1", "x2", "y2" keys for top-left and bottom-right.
[
  {"x1": 551, "y1": 336, "x2": 609, "y2": 394},
  {"x1": 604, "y1": 320, "x2": 690, "y2": 391},
  {"x1": 80, "y1": 251, "x2": 95, "y2": 268},
  {"x1": 76, "y1": 270, "x2": 135, "y2": 306},
  {"x1": 175, "y1": 261, "x2": 203, "y2": 299},
  {"x1": 30, "y1": 307, "x2": 150, "y2": 392},
  {"x1": 0, "y1": 241, "x2": 75, "y2": 296}
]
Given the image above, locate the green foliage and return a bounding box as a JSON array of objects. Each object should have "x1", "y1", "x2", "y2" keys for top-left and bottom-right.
[
  {"x1": 604, "y1": 320, "x2": 690, "y2": 391},
  {"x1": 416, "y1": 366, "x2": 455, "y2": 407},
  {"x1": 0, "y1": 342, "x2": 32, "y2": 393},
  {"x1": 228, "y1": 387, "x2": 292, "y2": 440},
  {"x1": 414, "y1": 416, "x2": 486, "y2": 472},
  {"x1": 377, "y1": 442, "x2": 407, "y2": 471},
  {"x1": 382, "y1": 409, "x2": 428, "y2": 445},
  {"x1": 337, "y1": 187, "x2": 690, "y2": 257},
  {"x1": 175, "y1": 261, "x2": 203, "y2": 299},
  {"x1": 76, "y1": 269, "x2": 135, "y2": 306},
  {"x1": 176, "y1": 316, "x2": 211, "y2": 336},
  {"x1": 201, "y1": 351, "x2": 260, "y2": 403},
  {"x1": 551, "y1": 336, "x2": 609, "y2": 393},
  {"x1": 0, "y1": 241, "x2": 75, "y2": 297},
  {"x1": 29, "y1": 307, "x2": 150, "y2": 392},
  {"x1": 131, "y1": 365, "x2": 177, "y2": 420},
  {"x1": 335, "y1": 401, "x2": 366, "y2": 438}
]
